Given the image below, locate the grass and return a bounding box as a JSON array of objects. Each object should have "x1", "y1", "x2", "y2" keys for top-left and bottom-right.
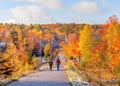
[
  {"x1": 73, "y1": 61, "x2": 120, "y2": 86},
  {"x1": 64, "y1": 62, "x2": 91, "y2": 86}
]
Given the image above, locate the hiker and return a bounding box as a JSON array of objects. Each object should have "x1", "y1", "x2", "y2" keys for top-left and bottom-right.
[
  {"x1": 41, "y1": 50, "x2": 44, "y2": 57},
  {"x1": 49, "y1": 60, "x2": 53, "y2": 70},
  {"x1": 56, "y1": 58, "x2": 61, "y2": 71}
]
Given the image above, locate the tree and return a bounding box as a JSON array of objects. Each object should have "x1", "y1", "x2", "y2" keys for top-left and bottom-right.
[
  {"x1": 58, "y1": 24, "x2": 73, "y2": 41},
  {"x1": 10, "y1": 28, "x2": 18, "y2": 48},
  {"x1": 37, "y1": 24, "x2": 43, "y2": 31},
  {"x1": 105, "y1": 15, "x2": 120, "y2": 59},
  {"x1": 44, "y1": 44, "x2": 50, "y2": 59},
  {"x1": 79, "y1": 25, "x2": 95, "y2": 66},
  {"x1": 105, "y1": 15, "x2": 120, "y2": 75},
  {"x1": 76, "y1": 25, "x2": 83, "y2": 40},
  {"x1": 29, "y1": 24, "x2": 34, "y2": 30},
  {"x1": 0, "y1": 43, "x2": 20, "y2": 76},
  {"x1": 61, "y1": 35, "x2": 79, "y2": 60}
]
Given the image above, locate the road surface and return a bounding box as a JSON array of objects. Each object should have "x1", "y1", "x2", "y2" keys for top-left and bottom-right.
[{"x1": 7, "y1": 67, "x2": 70, "y2": 86}]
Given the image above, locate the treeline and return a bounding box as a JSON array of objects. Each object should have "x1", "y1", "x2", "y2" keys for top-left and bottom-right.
[
  {"x1": 61, "y1": 15, "x2": 120, "y2": 81},
  {"x1": 0, "y1": 22, "x2": 84, "y2": 78},
  {"x1": 0, "y1": 24, "x2": 50, "y2": 78},
  {"x1": 0, "y1": 20, "x2": 104, "y2": 79}
]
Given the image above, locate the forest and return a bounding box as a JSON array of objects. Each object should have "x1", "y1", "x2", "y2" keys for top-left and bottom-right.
[{"x1": 0, "y1": 15, "x2": 120, "y2": 85}]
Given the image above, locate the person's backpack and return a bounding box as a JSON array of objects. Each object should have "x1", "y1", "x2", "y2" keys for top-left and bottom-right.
[{"x1": 56, "y1": 59, "x2": 61, "y2": 64}]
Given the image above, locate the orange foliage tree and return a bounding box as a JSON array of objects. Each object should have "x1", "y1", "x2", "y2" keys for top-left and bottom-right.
[{"x1": 61, "y1": 35, "x2": 80, "y2": 60}]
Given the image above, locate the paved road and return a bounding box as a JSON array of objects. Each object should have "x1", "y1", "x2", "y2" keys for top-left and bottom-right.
[{"x1": 7, "y1": 67, "x2": 70, "y2": 86}]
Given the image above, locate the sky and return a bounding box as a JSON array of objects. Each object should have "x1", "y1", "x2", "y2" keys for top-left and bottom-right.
[{"x1": 0, "y1": 0, "x2": 120, "y2": 24}]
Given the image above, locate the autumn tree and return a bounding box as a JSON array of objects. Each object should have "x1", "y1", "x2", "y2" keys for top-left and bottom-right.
[
  {"x1": 105, "y1": 15, "x2": 120, "y2": 75},
  {"x1": 79, "y1": 25, "x2": 95, "y2": 66},
  {"x1": 58, "y1": 24, "x2": 73, "y2": 41},
  {"x1": 0, "y1": 43, "x2": 20, "y2": 76},
  {"x1": 75, "y1": 25, "x2": 84, "y2": 40},
  {"x1": 61, "y1": 35, "x2": 79, "y2": 60},
  {"x1": 87, "y1": 15, "x2": 120, "y2": 79},
  {"x1": 106, "y1": 15, "x2": 120, "y2": 58},
  {"x1": 44, "y1": 43, "x2": 50, "y2": 59}
]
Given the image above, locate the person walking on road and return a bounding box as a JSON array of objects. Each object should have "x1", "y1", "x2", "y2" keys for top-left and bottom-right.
[
  {"x1": 49, "y1": 60, "x2": 53, "y2": 70},
  {"x1": 56, "y1": 58, "x2": 61, "y2": 71}
]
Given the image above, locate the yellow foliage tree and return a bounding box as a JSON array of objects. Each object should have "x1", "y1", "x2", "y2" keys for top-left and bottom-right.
[
  {"x1": 44, "y1": 44, "x2": 50, "y2": 59},
  {"x1": 0, "y1": 43, "x2": 20, "y2": 75},
  {"x1": 79, "y1": 25, "x2": 95, "y2": 66}
]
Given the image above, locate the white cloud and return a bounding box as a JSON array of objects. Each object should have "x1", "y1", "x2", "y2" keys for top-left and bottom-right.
[
  {"x1": 12, "y1": 0, "x2": 63, "y2": 9},
  {"x1": 72, "y1": 1, "x2": 101, "y2": 14},
  {"x1": 69, "y1": 15, "x2": 95, "y2": 24},
  {"x1": 6, "y1": 5, "x2": 53, "y2": 24}
]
